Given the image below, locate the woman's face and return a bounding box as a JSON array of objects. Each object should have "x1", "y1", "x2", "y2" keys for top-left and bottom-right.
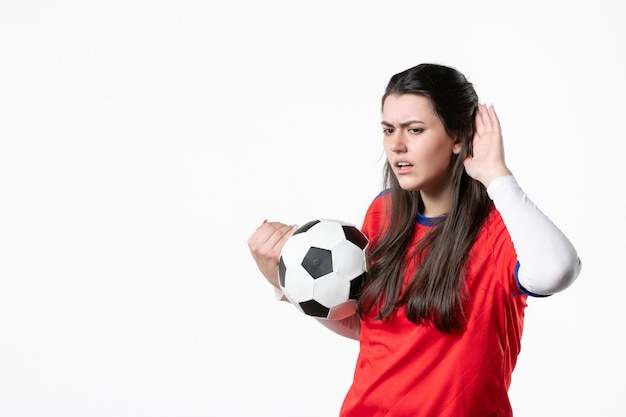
[{"x1": 382, "y1": 94, "x2": 461, "y2": 195}]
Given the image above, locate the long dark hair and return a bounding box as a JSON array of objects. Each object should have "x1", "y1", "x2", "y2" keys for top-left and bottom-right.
[{"x1": 357, "y1": 63, "x2": 492, "y2": 333}]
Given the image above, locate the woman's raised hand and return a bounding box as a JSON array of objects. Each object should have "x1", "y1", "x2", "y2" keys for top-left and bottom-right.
[{"x1": 463, "y1": 104, "x2": 512, "y2": 187}]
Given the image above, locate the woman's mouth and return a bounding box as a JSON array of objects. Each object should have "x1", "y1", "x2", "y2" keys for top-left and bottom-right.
[{"x1": 395, "y1": 161, "x2": 413, "y2": 173}]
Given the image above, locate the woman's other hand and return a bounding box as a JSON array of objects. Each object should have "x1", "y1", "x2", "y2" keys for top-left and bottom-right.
[{"x1": 247, "y1": 220, "x2": 297, "y2": 288}]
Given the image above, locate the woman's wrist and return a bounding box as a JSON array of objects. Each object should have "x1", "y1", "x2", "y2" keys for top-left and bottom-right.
[{"x1": 481, "y1": 167, "x2": 513, "y2": 189}]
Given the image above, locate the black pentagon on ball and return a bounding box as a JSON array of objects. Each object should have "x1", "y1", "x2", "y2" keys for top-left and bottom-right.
[
  {"x1": 342, "y1": 225, "x2": 369, "y2": 250},
  {"x1": 301, "y1": 247, "x2": 333, "y2": 278},
  {"x1": 278, "y1": 257, "x2": 287, "y2": 288},
  {"x1": 299, "y1": 299, "x2": 331, "y2": 318},
  {"x1": 349, "y1": 272, "x2": 366, "y2": 299},
  {"x1": 292, "y1": 219, "x2": 321, "y2": 236}
]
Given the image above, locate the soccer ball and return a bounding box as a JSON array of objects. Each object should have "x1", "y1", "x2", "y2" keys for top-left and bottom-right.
[{"x1": 278, "y1": 219, "x2": 369, "y2": 320}]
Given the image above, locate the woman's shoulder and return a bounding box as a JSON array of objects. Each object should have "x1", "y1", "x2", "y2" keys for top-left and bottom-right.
[
  {"x1": 362, "y1": 190, "x2": 391, "y2": 239},
  {"x1": 368, "y1": 189, "x2": 391, "y2": 208},
  {"x1": 364, "y1": 190, "x2": 393, "y2": 221},
  {"x1": 477, "y1": 204, "x2": 513, "y2": 246}
]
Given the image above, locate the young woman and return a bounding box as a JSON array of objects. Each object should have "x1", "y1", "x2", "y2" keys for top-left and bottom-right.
[{"x1": 247, "y1": 63, "x2": 582, "y2": 417}]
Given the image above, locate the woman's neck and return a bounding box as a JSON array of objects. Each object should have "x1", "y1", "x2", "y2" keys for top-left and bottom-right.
[{"x1": 420, "y1": 189, "x2": 452, "y2": 218}]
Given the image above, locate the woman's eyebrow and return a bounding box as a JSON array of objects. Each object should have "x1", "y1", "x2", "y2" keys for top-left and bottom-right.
[{"x1": 381, "y1": 120, "x2": 425, "y2": 128}]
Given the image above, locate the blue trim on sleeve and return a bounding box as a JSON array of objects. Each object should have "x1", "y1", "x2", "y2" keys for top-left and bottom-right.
[{"x1": 515, "y1": 262, "x2": 551, "y2": 298}]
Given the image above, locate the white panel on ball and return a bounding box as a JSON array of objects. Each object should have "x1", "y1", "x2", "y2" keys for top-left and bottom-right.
[
  {"x1": 332, "y1": 240, "x2": 367, "y2": 278},
  {"x1": 305, "y1": 220, "x2": 347, "y2": 249},
  {"x1": 313, "y1": 272, "x2": 351, "y2": 307}
]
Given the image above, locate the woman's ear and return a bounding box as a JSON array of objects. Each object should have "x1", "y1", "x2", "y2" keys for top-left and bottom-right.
[{"x1": 452, "y1": 136, "x2": 462, "y2": 155}]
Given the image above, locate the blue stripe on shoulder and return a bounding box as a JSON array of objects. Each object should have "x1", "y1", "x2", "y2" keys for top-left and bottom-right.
[
  {"x1": 515, "y1": 262, "x2": 551, "y2": 298},
  {"x1": 374, "y1": 189, "x2": 390, "y2": 200}
]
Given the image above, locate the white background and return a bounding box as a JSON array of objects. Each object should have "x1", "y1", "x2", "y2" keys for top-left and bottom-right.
[{"x1": 1, "y1": 1, "x2": 624, "y2": 416}]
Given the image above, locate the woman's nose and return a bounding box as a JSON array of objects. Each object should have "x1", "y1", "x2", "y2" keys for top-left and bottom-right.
[{"x1": 389, "y1": 132, "x2": 407, "y2": 152}]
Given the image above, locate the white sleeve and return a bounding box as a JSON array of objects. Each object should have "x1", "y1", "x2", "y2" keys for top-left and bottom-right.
[
  {"x1": 274, "y1": 286, "x2": 288, "y2": 301},
  {"x1": 487, "y1": 175, "x2": 582, "y2": 296}
]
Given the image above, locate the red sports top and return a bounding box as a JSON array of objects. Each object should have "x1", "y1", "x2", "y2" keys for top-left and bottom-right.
[{"x1": 340, "y1": 192, "x2": 528, "y2": 417}]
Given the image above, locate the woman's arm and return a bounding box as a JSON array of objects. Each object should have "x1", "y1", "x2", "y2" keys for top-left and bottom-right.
[
  {"x1": 464, "y1": 104, "x2": 581, "y2": 295},
  {"x1": 315, "y1": 315, "x2": 361, "y2": 341},
  {"x1": 488, "y1": 175, "x2": 582, "y2": 295}
]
